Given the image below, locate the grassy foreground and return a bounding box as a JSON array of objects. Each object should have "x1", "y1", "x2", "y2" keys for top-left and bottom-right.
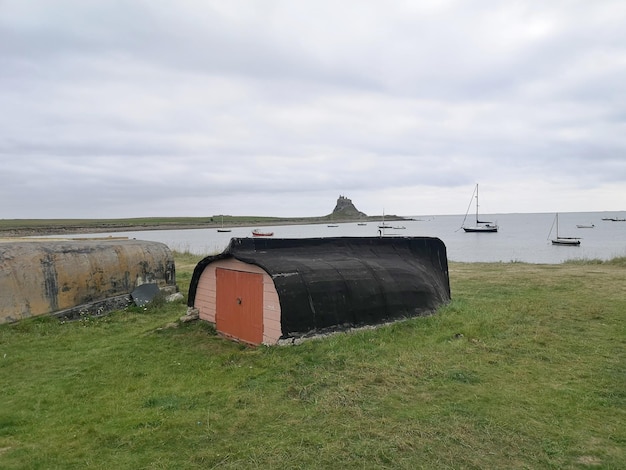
[{"x1": 1, "y1": 256, "x2": 624, "y2": 469}]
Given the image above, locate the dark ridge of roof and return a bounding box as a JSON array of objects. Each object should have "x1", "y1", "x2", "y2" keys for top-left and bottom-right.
[{"x1": 188, "y1": 237, "x2": 450, "y2": 338}]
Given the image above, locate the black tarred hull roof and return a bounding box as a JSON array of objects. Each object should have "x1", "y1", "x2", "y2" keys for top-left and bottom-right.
[{"x1": 188, "y1": 237, "x2": 451, "y2": 338}]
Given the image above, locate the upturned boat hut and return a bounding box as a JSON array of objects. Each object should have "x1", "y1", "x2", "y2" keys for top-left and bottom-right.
[
  {"x1": 0, "y1": 239, "x2": 176, "y2": 324},
  {"x1": 188, "y1": 237, "x2": 450, "y2": 345}
]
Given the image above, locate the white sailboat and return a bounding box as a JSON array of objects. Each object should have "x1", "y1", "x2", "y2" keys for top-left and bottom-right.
[
  {"x1": 550, "y1": 213, "x2": 580, "y2": 246},
  {"x1": 461, "y1": 184, "x2": 498, "y2": 233},
  {"x1": 378, "y1": 209, "x2": 392, "y2": 229},
  {"x1": 217, "y1": 215, "x2": 231, "y2": 233}
]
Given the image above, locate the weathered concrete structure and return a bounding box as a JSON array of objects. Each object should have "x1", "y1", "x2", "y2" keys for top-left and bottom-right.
[{"x1": 0, "y1": 239, "x2": 176, "y2": 324}]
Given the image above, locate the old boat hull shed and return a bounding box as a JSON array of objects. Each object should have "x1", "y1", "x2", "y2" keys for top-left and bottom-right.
[
  {"x1": 188, "y1": 237, "x2": 451, "y2": 345},
  {"x1": 0, "y1": 239, "x2": 176, "y2": 324}
]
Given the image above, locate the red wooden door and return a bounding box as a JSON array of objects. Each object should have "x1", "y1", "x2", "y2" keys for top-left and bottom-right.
[{"x1": 216, "y1": 268, "x2": 263, "y2": 345}]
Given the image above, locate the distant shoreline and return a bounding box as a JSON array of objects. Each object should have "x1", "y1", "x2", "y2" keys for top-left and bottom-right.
[{"x1": 0, "y1": 215, "x2": 409, "y2": 238}]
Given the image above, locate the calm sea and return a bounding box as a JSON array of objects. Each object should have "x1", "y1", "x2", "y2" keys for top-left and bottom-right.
[{"x1": 44, "y1": 211, "x2": 626, "y2": 264}]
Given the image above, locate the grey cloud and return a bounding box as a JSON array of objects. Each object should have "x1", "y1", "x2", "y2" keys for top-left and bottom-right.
[{"x1": 1, "y1": 0, "x2": 625, "y2": 218}]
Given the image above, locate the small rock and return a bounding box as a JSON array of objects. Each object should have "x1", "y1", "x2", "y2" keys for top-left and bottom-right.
[
  {"x1": 166, "y1": 292, "x2": 184, "y2": 302},
  {"x1": 180, "y1": 307, "x2": 199, "y2": 323}
]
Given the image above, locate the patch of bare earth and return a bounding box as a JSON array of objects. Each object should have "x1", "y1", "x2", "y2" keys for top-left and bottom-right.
[{"x1": 576, "y1": 455, "x2": 602, "y2": 466}]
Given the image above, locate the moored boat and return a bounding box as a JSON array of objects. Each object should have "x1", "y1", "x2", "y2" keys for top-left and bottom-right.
[
  {"x1": 552, "y1": 238, "x2": 581, "y2": 246},
  {"x1": 252, "y1": 229, "x2": 274, "y2": 237},
  {"x1": 378, "y1": 209, "x2": 393, "y2": 229},
  {"x1": 461, "y1": 184, "x2": 499, "y2": 233},
  {"x1": 550, "y1": 214, "x2": 581, "y2": 246},
  {"x1": 216, "y1": 215, "x2": 231, "y2": 232}
]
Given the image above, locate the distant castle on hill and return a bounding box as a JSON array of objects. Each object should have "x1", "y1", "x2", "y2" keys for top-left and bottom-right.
[{"x1": 331, "y1": 195, "x2": 367, "y2": 218}]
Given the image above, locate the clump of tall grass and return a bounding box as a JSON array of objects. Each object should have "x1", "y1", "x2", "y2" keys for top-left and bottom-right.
[
  {"x1": 563, "y1": 255, "x2": 626, "y2": 266},
  {"x1": 171, "y1": 248, "x2": 206, "y2": 262}
]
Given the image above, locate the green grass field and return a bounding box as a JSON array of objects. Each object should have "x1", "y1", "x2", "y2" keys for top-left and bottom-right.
[
  {"x1": 0, "y1": 216, "x2": 293, "y2": 235},
  {"x1": 0, "y1": 214, "x2": 407, "y2": 238},
  {"x1": 1, "y1": 255, "x2": 624, "y2": 469},
  {"x1": 0, "y1": 215, "x2": 388, "y2": 237}
]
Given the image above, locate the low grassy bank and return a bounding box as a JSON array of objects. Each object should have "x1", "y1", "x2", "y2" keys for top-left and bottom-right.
[
  {"x1": 0, "y1": 217, "x2": 288, "y2": 238},
  {"x1": 0, "y1": 256, "x2": 624, "y2": 468},
  {"x1": 0, "y1": 214, "x2": 404, "y2": 237}
]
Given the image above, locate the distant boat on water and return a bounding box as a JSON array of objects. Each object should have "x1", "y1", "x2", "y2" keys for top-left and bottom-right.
[
  {"x1": 576, "y1": 224, "x2": 594, "y2": 228},
  {"x1": 378, "y1": 210, "x2": 392, "y2": 229},
  {"x1": 252, "y1": 229, "x2": 274, "y2": 237},
  {"x1": 461, "y1": 184, "x2": 498, "y2": 233},
  {"x1": 602, "y1": 217, "x2": 626, "y2": 222},
  {"x1": 550, "y1": 213, "x2": 581, "y2": 246},
  {"x1": 216, "y1": 215, "x2": 231, "y2": 232}
]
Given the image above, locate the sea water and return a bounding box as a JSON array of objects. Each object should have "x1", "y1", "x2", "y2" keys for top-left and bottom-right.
[{"x1": 40, "y1": 211, "x2": 626, "y2": 264}]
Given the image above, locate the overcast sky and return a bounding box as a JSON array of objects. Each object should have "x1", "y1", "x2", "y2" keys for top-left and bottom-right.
[{"x1": 1, "y1": 0, "x2": 625, "y2": 219}]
